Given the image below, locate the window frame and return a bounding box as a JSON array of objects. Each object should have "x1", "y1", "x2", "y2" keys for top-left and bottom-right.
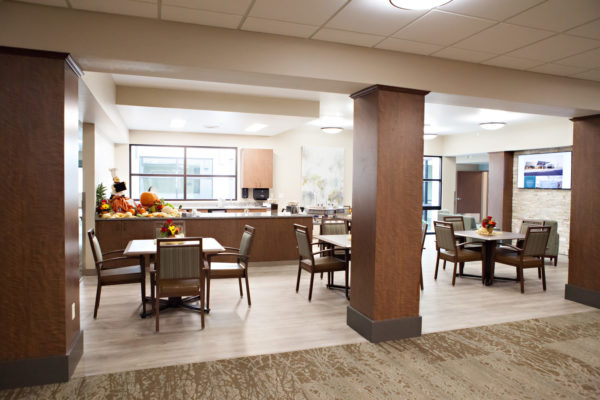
[
  {"x1": 129, "y1": 144, "x2": 238, "y2": 201},
  {"x1": 423, "y1": 155, "x2": 443, "y2": 233}
]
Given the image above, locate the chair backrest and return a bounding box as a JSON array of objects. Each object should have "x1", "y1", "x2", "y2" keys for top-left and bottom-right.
[
  {"x1": 87, "y1": 228, "x2": 103, "y2": 265},
  {"x1": 442, "y1": 215, "x2": 465, "y2": 232},
  {"x1": 421, "y1": 222, "x2": 428, "y2": 252},
  {"x1": 520, "y1": 219, "x2": 544, "y2": 234},
  {"x1": 434, "y1": 221, "x2": 456, "y2": 252},
  {"x1": 156, "y1": 237, "x2": 203, "y2": 280},
  {"x1": 239, "y1": 225, "x2": 256, "y2": 257},
  {"x1": 522, "y1": 226, "x2": 551, "y2": 257},
  {"x1": 320, "y1": 218, "x2": 349, "y2": 235},
  {"x1": 293, "y1": 224, "x2": 313, "y2": 262}
]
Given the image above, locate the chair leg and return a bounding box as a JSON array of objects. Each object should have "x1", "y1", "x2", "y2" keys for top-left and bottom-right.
[
  {"x1": 155, "y1": 290, "x2": 160, "y2": 332},
  {"x1": 93, "y1": 282, "x2": 101, "y2": 319},
  {"x1": 308, "y1": 272, "x2": 315, "y2": 301},
  {"x1": 519, "y1": 267, "x2": 525, "y2": 293},
  {"x1": 296, "y1": 264, "x2": 302, "y2": 293},
  {"x1": 434, "y1": 253, "x2": 440, "y2": 280},
  {"x1": 553, "y1": 256, "x2": 557, "y2": 266},
  {"x1": 320, "y1": 272, "x2": 323, "y2": 280},
  {"x1": 345, "y1": 268, "x2": 349, "y2": 299},
  {"x1": 420, "y1": 264, "x2": 424, "y2": 291},
  {"x1": 200, "y1": 279, "x2": 205, "y2": 329},
  {"x1": 206, "y1": 275, "x2": 211, "y2": 310},
  {"x1": 443, "y1": 259, "x2": 447, "y2": 270},
  {"x1": 452, "y1": 262, "x2": 458, "y2": 286},
  {"x1": 244, "y1": 272, "x2": 251, "y2": 306},
  {"x1": 538, "y1": 267, "x2": 541, "y2": 279},
  {"x1": 459, "y1": 262, "x2": 464, "y2": 276},
  {"x1": 541, "y1": 265, "x2": 547, "y2": 291},
  {"x1": 238, "y1": 277, "x2": 243, "y2": 297},
  {"x1": 140, "y1": 277, "x2": 146, "y2": 317}
]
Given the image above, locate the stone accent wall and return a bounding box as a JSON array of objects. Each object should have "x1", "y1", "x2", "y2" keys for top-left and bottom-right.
[{"x1": 512, "y1": 147, "x2": 571, "y2": 255}]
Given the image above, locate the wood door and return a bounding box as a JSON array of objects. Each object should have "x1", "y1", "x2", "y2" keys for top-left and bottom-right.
[{"x1": 456, "y1": 171, "x2": 482, "y2": 214}]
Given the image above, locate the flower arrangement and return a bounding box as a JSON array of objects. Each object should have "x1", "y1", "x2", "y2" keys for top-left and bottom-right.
[
  {"x1": 96, "y1": 199, "x2": 111, "y2": 215},
  {"x1": 159, "y1": 219, "x2": 182, "y2": 238},
  {"x1": 481, "y1": 216, "x2": 497, "y2": 232}
]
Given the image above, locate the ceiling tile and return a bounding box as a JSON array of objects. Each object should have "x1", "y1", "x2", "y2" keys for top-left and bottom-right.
[
  {"x1": 249, "y1": 0, "x2": 346, "y2": 26},
  {"x1": 529, "y1": 63, "x2": 590, "y2": 76},
  {"x1": 507, "y1": 34, "x2": 600, "y2": 62},
  {"x1": 483, "y1": 55, "x2": 543, "y2": 70},
  {"x1": 393, "y1": 10, "x2": 495, "y2": 46},
  {"x1": 454, "y1": 23, "x2": 554, "y2": 54},
  {"x1": 554, "y1": 47, "x2": 600, "y2": 68},
  {"x1": 432, "y1": 47, "x2": 497, "y2": 63},
  {"x1": 162, "y1": 0, "x2": 251, "y2": 15},
  {"x1": 566, "y1": 19, "x2": 600, "y2": 40},
  {"x1": 375, "y1": 38, "x2": 443, "y2": 55},
  {"x1": 162, "y1": 6, "x2": 242, "y2": 28},
  {"x1": 438, "y1": 0, "x2": 545, "y2": 21},
  {"x1": 313, "y1": 29, "x2": 384, "y2": 47},
  {"x1": 507, "y1": 0, "x2": 600, "y2": 33},
  {"x1": 572, "y1": 68, "x2": 600, "y2": 81},
  {"x1": 70, "y1": 0, "x2": 158, "y2": 18},
  {"x1": 326, "y1": 0, "x2": 425, "y2": 36},
  {"x1": 242, "y1": 17, "x2": 317, "y2": 38},
  {"x1": 16, "y1": 0, "x2": 68, "y2": 7}
]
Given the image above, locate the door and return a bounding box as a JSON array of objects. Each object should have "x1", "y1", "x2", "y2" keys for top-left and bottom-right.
[{"x1": 456, "y1": 171, "x2": 482, "y2": 214}]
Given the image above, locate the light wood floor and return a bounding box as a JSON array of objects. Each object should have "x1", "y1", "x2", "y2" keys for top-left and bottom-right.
[{"x1": 74, "y1": 236, "x2": 593, "y2": 378}]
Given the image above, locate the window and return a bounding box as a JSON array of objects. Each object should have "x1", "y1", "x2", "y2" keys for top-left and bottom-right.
[
  {"x1": 129, "y1": 145, "x2": 237, "y2": 201},
  {"x1": 422, "y1": 156, "x2": 442, "y2": 233}
]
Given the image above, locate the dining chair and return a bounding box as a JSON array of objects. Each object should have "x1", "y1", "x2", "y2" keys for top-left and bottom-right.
[
  {"x1": 319, "y1": 218, "x2": 350, "y2": 284},
  {"x1": 87, "y1": 229, "x2": 145, "y2": 319},
  {"x1": 433, "y1": 221, "x2": 483, "y2": 286},
  {"x1": 420, "y1": 221, "x2": 427, "y2": 290},
  {"x1": 294, "y1": 224, "x2": 349, "y2": 301},
  {"x1": 205, "y1": 225, "x2": 255, "y2": 309},
  {"x1": 154, "y1": 237, "x2": 205, "y2": 332},
  {"x1": 493, "y1": 226, "x2": 551, "y2": 293}
]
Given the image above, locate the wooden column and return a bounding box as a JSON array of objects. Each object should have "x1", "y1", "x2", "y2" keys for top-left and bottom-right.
[
  {"x1": 487, "y1": 152, "x2": 513, "y2": 230},
  {"x1": 347, "y1": 85, "x2": 427, "y2": 342},
  {"x1": 565, "y1": 114, "x2": 600, "y2": 308},
  {"x1": 0, "y1": 47, "x2": 83, "y2": 389}
]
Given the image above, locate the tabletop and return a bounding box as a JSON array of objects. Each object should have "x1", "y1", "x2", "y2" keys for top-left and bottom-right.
[
  {"x1": 454, "y1": 230, "x2": 525, "y2": 241},
  {"x1": 314, "y1": 234, "x2": 352, "y2": 249},
  {"x1": 124, "y1": 237, "x2": 225, "y2": 256}
]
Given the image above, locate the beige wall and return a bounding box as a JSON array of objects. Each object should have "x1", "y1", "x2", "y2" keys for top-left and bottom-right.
[{"x1": 441, "y1": 157, "x2": 456, "y2": 213}]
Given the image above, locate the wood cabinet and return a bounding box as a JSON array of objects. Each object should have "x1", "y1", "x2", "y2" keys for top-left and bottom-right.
[{"x1": 241, "y1": 148, "x2": 273, "y2": 188}]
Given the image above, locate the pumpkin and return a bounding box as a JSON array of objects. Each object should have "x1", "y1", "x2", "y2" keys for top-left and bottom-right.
[{"x1": 140, "y1": 187, "x2": 159, "y2": 207}]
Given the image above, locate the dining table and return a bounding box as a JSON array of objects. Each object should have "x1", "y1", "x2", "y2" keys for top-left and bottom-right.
[
  {"x1": 313, "y1": 233, "x2": 351, "y2": 293},
  {"x1": 124, "y1": 237, "x2": 225, "y2": 317},
  {"x1": 454, "y1": 230, "x2": 525, "y2": 286}
]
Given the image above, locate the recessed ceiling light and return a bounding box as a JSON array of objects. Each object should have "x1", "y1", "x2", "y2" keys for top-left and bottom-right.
[
  {"x1": 424, "y1": 133, "x2": 438, "y2": 140},
  {"x1": 245, "y1": 123, "x2": 268, "y2": 132},
  {"x1": 170, "y1": 118, "x2": 186, "y2": 129},
  {"x1": 389, "y1": 0, "x2": 453, "y2": 10},
  {"x1": 480, "y1": 122, "x2": 506, "y2": 130},
  {"x1": 203, "y1": 124, "x2": 220, "y2": 129},
  {"x1": 321, "y1": 127, "x2": 344, "y2": 135}
]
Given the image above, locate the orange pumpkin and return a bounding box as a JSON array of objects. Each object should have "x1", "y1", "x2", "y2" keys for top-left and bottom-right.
[{"x1": 140, "y1": 187, "x2": 159, "y2": 207}]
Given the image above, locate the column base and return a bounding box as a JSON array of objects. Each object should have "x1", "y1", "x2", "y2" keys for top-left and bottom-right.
[
  {"x1": 565, "y1": 284, "x2": 600, "y2": 309},
  {"x1": 347, "y1": 306, "x2": 421, "y2": 343}
]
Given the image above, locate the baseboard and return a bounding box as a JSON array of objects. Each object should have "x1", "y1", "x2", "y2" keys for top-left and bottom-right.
[
  {"x1": 347, "y1": 306, "x2": 422, "y2": 343},
  {"x1": 0, "y1": 330, "x2": 84, "y2": 390},
  {"x1": 565, "y1": 284, "x2": 600, "y2": 309}
]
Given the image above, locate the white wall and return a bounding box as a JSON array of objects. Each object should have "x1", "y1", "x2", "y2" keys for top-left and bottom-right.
[
  {"x1": 116, "y1": 125, "x2": 354, "y2": 208},
  {"x1": 95, "y1": 129, "x2": 116, "y2": 188},
  {"x1": 441, "y1": 157, "x2": 456, "y2": 213}
]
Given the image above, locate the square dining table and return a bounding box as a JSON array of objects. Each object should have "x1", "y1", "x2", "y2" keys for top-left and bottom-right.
[
  {"x1": 453, "y1": 230, "x2": 525, "y2": 286},
  {"x1": 313, "y1": 234, "x2": 351, "y2": 294},
  {"x1": 124, "y1": 237, "x2": 225, "y2": 317}
]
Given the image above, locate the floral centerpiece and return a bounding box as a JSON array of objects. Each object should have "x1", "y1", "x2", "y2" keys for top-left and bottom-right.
[
  {"x1": 481, "y1": 216, "x2": 497, "y2": 234},
  {"x1": 159, "y1": 219, "x2": 182, "y2": 238},
  {"x1": 96, "y1": 199, "x2": 111, "y2": 215}
]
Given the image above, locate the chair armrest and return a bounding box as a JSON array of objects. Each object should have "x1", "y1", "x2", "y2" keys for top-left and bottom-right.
[
  {"x1": 102, "y1": 255, "x2": 139, "y2": 263},
  {"x1": 102, "y1": 249, "x2": 126, "y2": 256},
  {"x1": 223, "y1": 246, "x2": 240, "y2": 251},
  {"x1": 206, "y1": 252, "x2": 249, "y2": 264},
  {"x1": 498, "y1": 244, "x2": 522, "y2": 252},
  {"x1": 312, "y1": 249, "x2": 346, "y2": 256}
]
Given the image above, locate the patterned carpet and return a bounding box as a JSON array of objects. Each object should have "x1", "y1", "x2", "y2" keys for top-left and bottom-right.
[{"x1": 2, "y1": 311, "x2": 599, "y2": 399}]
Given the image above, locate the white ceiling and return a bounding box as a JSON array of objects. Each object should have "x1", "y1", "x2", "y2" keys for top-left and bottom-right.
[{"x1": 15, "y1": 0, "x2": 600, "y2": 81}]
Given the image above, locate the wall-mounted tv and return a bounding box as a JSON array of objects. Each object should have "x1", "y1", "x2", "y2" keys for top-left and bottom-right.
[{"x1": 517, "y1": 151, "x2": 571, "y2": 190}]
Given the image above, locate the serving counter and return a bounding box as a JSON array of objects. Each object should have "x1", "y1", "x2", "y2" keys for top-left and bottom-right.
[{"x1": 95, "y1": 212, "x2": 313, "y2": 262}]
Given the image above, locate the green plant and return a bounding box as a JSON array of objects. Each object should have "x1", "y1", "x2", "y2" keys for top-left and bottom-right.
[{"x1": 96, "y1": 183, "x2": 107, "y2": 207}]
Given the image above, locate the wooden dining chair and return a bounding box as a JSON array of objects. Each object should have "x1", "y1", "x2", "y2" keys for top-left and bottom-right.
[
  {"x1": 420, "y1": 221, "x2": 427, "y2": 290},
  {"x1": 493, "y1": 226, "x2": 551, "y2": 293},
  {"x1": 433, "y1": 221, "x2": 483, "y2": 286},
  {"x1": 205, "y1": 225, "x2": 255, "y2": 309},
  {"x1": 294, "y1": 224, "x2": 349, "y2": 301},
  {"x1": 154, "y1": 237, "x2": 205, "y2": 332},
  {"x1": 319, "y1": 218, "x2": 350, "y2": 284},
  {"x1": 87, "y1": 229, "x2": 145, "y2": 319}
]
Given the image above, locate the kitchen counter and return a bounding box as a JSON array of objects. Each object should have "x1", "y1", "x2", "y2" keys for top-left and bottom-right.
[{"x1": 95, "y1": 212, "x2": 309, "y2": 221}]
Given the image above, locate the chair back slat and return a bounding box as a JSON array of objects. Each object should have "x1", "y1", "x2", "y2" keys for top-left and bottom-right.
[
  {"x1": 522, "y1": 226, "x2": 551, "y2": 257},
  {"x1": 520, "y1": 220, "x2": 544, "y2": 234},
  {"x1": 294, "y1": 224, "x2": 313, "y2": 261},
  {"x1": 434, "y1": 221, "x2": 456, "y2": 251},
  {"x1": 157, "y1": 238, "x2": 203, "y2": 280},
  {"x1": 442, "y1": 216, "x2": 465, "y2": 232},
  {"x1": 239, "y1": 225, "x2": 256, "y2": 257},
  {"x1": 321, "y1": 219, "x2": 349, "y2": 235}
]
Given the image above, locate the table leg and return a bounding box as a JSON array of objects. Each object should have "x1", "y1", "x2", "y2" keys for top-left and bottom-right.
[
  {"x1": 139, "y1": 254, "x2": 150, "y2": 318},
  {"x1": 482, "y1": 241, "x2": 496, "y2": 286}
]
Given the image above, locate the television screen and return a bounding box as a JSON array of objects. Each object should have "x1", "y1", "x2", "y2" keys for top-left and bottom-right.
[{"x1": 517, "y1": 151, "x2": 571, "y2": 189}]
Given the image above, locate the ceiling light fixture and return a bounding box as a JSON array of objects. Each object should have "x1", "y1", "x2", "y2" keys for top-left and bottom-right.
[
  {"x1": 203, "y1": 124, "x2": 220, "y2": 129},
  {"x1": 170, "y1": 118, "x2": 187, "y2": 129},
  {"x1": 424, "y1": 133, "x2": 438, "y2": 140},
  {"x1": 321, "y1": 127, "x2": 344, "y2": 135},
  {"x1": 245, "y1": 123, "x2": 268, "y2": 132},
  {"x1": 389, "y1": 0, "x2": 453, "y2": 10},
  {"x1": 480, "y1": 122, "x2": 506, "y2": 131}
]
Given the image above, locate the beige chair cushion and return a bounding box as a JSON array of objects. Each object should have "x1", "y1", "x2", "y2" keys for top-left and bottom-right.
[
  {"x1": 440, "y1": 248, "x2": 481, "y2": 262},
  {"x1": 100, "y1": 265, "x2": 142, "y2": 284},
  {"x1": 301, "y1": 256, "x2": 346, "y2": 273},
  {"x1": 158, "y1": 279, "x2": 202, "y2": 298},
  {"x1": 208, "y1": 262, "x2": 244, "y2": 278},
  {"x1": 495, "y1": 248, "x2": 544, "y2": 268}
]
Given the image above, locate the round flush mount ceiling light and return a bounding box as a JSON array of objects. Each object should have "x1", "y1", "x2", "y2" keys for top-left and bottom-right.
[
  {"x1": 424, "y1": 133, "x2": 438, "y2": 140},
  {"x1": 480, "y1": 122, "x2": 507, "y2": 131},
  {"x1": 389, "y1": 0, "x2": 453, "y2": 10},
  {"x1": 321, "y1": 127, "x2": 344, "y2": 134}
]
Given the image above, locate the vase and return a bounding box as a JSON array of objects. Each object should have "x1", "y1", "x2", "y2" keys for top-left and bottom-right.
[{"x1": 486, "y1": 226, "x2": 494, "y2": 234}]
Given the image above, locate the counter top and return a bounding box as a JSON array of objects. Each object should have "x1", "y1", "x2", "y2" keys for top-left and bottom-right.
[{"x1": 96, "y1": 212, "x2": 312, "y2": 221}]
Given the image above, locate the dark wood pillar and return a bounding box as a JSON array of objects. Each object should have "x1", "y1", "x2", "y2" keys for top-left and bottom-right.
[
  {"x1": 487, "y1": 152, "x2": 513, "y2": 230},
  {"x1": 565, "y1": 114, "x2": 600, "y2": 308},
  {"x1": 0, "y1": 47, "x2": 83, "y2": 389},
  {"x1": 347, "y1": 85, "x2": 427, "y2": 342}
]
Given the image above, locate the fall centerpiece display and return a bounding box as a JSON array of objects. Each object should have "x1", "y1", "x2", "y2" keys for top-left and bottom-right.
[
  {"x1": 158, "y1": 219, "x2": 183, "y2": 238},
  {"x1": 140, "y1": 187, "x2": 159, "y2": 208},
  {"x1": 477, "y1": 216, "x2": 497, "y2": 235}
]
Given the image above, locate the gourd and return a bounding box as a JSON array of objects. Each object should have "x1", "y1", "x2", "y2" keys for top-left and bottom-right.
[{"x1": 140, "y1": 187, "x2": 159, "y2": 207}]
